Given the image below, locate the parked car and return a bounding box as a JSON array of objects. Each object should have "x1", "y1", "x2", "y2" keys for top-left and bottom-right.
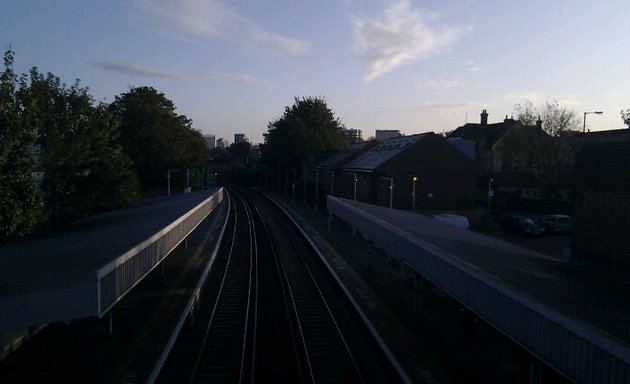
[
  {"x1": 433, "y1": 213, "x2": 470, "y2": 229},
  {"x1": 539, "y1": 214, "x2": 572, "y2": 235},
  {"x1": 501, "y1": 215, "x2": 544, "y2": 237}
]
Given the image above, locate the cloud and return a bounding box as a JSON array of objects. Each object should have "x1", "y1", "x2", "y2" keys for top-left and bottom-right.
[
  {"x1": 91, "y1": 61, "x2": 259, "y2": 84},
  {"x1": 504, "y1": 92, "x2": 583, "y2": 107},
  {"x1": 133, "y1": 0, "x2": 309, "y2": 56},
  {"x1": 421, "y1": 101, "x2": 479, "y2": 111},
  {"x1": 465, "y1": 59, "x2": 480, "y2": 72},
  {"x1": 424, "y1": 77, "x2": 459, "y2": 89},
  {"x1": 352, "y1": 0, "x2": 469, "y2": 82}
]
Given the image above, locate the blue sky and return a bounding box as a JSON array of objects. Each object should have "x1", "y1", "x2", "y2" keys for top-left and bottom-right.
[{"x1": 2, "y1": 0, "x2": 628, "y2": 144}]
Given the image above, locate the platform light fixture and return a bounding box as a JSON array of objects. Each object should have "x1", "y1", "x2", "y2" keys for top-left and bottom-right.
[{"x1": 412, "y1": 176, "x2": 418, "y2": 212}]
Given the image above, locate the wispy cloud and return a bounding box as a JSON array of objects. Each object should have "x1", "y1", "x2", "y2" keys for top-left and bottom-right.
[
  {"x1": 424, "y1": 77, "x2": 459, "y2": 90},
  {"x1": 421, "y1": 101, "x2": 482, "y2": 118},
  {"x1": 352, "y1": 0, "x2": 469, "y2": 82},
  {"x1": 504, "y1": 92, "x2": 583, "y2": 107},
  {"x1": 421, "y1": 101, "x2": 479, "y2": 111},
  {"x1": 91, "y1": 61, "x2": 259, "y2": 84},
  {"x1": 133, "y1": 0, "x2": 309, "y2": 56},
  {"x1": 465, "y1": 59, "x2": 480, "y2": 72}
]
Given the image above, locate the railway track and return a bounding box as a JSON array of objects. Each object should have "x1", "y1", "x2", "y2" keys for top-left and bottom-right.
[{"x1": 151, "y1": 187, "x2": 409, "y2": 383}]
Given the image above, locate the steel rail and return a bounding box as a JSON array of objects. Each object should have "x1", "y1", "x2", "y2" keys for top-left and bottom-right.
[
  {"x1": 266, "y1": 193, "x2": 414, "y2": 384},
  {"x1": 254, "y1": 204, "x2": 307, "y2": 383},
  {"x1": 145, "y1": 193, "x2": 232, "y2": 384},
  {"x1": 256, "y1": 205, "x2": 315, "y2": 383},
  {"x1": 254, "y1": 194, "x2": 365, "y2": 383},
  {"x1": 189, "y1": 190, "x2": 256, "y2": 384}
]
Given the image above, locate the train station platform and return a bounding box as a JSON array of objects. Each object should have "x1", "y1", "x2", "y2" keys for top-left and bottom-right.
[
  {"x1": 326, "y1": 196, "x2": 630, "y2": 383},
  {"x1": 0, "y1": 188, "x2": 224, "y2": 331}
]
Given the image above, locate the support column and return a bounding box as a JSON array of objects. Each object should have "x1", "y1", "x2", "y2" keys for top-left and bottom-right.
[
  {"x1": 529, "y1": 359, "x2": 543, "y2": 384},
  {"x1": 413, "y1": 274, "x2": 423, "y2": 313}
]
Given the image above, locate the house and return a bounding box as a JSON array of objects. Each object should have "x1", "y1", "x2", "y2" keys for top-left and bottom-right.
[
  {"x1": 447, "y1": 110, "x2": 550, "y2": 211},
  {"x1": 375, "y1": 129, "x2": 401, "y2": 141},
  {"x1": 334, "y1": 133, "x2": 475, "y2": 210},
  {"x1": 572, "y1": 140, "x2": 630, "y2": 271},
  {"x1": 316, "y1": 141, "x2": 377, "y2": 201},
  {"x1": 341, "y1": 128, "x2": 363, "y2": 143}
]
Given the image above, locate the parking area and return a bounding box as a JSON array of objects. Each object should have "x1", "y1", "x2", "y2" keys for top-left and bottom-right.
[{"x1": 487, "y1": 226, "x2": 571, "y2": 261}]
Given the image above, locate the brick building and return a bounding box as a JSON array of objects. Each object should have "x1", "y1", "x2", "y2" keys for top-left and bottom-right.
[
  {"x1": 334, "y1": 133, "x2": 475, "y2": 210},
  {"x1": 447, "y1": 109, "x2": 548, "y2": 210},
  {"x1": 572, "y1": 139, "x2": 630, "y2": 271}
]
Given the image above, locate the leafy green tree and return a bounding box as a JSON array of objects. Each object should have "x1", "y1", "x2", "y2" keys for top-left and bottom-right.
[
  {"x1": 18, "y1": 67, "x2": 140, "y2": 223},
  {"x1": 0, "y1": 49, "x2": 43, "y2": 240},
  {"x1": 510, "y1": 99, "x2": 580, "y2": 199},
  {"x1": 228, "y1": 140, "x2": 251, "y2": 165},
  {"x1": 262, "y1": 97, "x2": 346, "y2": 169},
  {"x1": 621, "y1": 109, "x2": 630, "y2": 128},
  {"x1": 111, "y1": 86, "x2": 208, "y2": 189}
]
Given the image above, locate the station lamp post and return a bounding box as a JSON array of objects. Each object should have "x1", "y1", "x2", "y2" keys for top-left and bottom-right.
[
  {"x1": 167, "y1": 168, "x2": 180, "y2": 196},
  {"x1": 487, "y1": 177, "x2": 494, "y2": 225},
  {"x1": 353, "y1": 172, "x2": 358, "y2": 201},
  {"x1": 186, "y1": 169, "x2": 190, "y2": 193},
  {"x1": 412, "y1": 176, "x2": 417, "y2": 212},
  {"x1": 389, "y1": 177, "x2": 395, "y2": 209},
  {"x1": 315, "y1": 169, "x2": 319, "y2": 210},
  {"x1": 304, "y1": 169, "x2": 308, "y2": 203},
  {"x1": 167, "y1": 169, "x2": 171, "y2": 196},
  {"x1": 331, "y1": 170, "x2": 335, "y2": 196},
  {"x1": 583, "y1": 111, "x2": 603, "y2": 132}
]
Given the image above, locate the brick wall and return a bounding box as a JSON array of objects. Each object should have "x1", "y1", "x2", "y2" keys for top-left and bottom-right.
[
  {"x1": 572, "y1": 141, "x2": 630, "y2": 271},
  {"x1": 379, "y1": 134, "x2": 476, "y2": 210}
]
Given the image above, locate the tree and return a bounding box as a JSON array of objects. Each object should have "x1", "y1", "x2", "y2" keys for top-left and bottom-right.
[
  {"x1": 510, "y1": 99, "x2": 580, "y2": 199},
  {"x1": 111, "y1": 86, "x2": 208, "y2": 189},
  {"x1": 18, "y1": 67, "x2": 140, "y2": 223},
  {"x1": 262, "y1": 97, "x2": 346, "y2": 170},
  {"x1": 228, "y1": 140, "x2": 251, "y2": 165},
  {"x1": 621, "y1": 109, "x2": 630, "y2": 128},
  {"x1": 0, "y1": 49, "x2": 43, "y2": 240}
]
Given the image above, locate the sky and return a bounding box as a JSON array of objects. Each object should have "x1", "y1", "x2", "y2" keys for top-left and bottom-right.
[{"x1": 2, "y1": 0, "x2": 629, "y2": 144}]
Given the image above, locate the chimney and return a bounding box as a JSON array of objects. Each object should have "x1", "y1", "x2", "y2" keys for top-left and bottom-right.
[
  {"x1": 480, "y1": 109, "x2": 488, "y2": 126},
  {"x1": 536, "y1": 116, "x2": 542, "y2": 129}
]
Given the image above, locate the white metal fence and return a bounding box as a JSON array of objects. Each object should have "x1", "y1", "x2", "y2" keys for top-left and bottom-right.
[
  {"x1": 97, "y1": 188, "x2": 224, "y2": 315},
  {"x1": 328, "y1": 196, "x2": 630, "y2": 384}
]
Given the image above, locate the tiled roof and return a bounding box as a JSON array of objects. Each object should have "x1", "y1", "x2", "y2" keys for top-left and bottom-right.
[
  {"x1": 344, "y1": 134, "x2": 427, "y2": 171},
  {"x1": 317, "y1": 142, "x2": 372, "y2": 168},
  {"x1": 448, "y1": 121, "x2": 518, "y2": 149}
]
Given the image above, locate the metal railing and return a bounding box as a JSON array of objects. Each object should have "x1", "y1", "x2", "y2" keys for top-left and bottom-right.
[
  {"x1": 327, "y1": 196, "x2": 630, "y2": 384},
  {"x1": 97, "y1": 188, "x2": 224, "y2": 315}
]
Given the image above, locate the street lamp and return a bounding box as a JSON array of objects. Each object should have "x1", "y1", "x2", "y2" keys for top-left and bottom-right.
[
  {"x1": 389, "y1": 178, "x2": 394, "y2": 208},
  {"x1": 331, "y1": 170, "x2": 335, "y2": 196},
  {"x1": 167, "y1": 168, "x2": 180, "y2": 196},
  {"x1": 583, "y1": 111, "x2": 603, "y2": 132},
  {"x1": 353, "y1": 173, "x2": 358, "y2": 201},
  {"x1": 167, "y1": 169, "x2": 171, "y2": 196},
  {"x1": 315, "y1": 169, "x2": 319, "y2": 210},
  {"x1": 186, "y1": 169, "x2": 190, "y2": 193},
  {"x1": 487, "y1": 177, "x2": 494, "y2": 225},
  {"x1": 304, "y1": 169, "x2": 307, "y2": 203},
  {"x1": 412, "y1": 176, "x2": 417, "y2": 212}
]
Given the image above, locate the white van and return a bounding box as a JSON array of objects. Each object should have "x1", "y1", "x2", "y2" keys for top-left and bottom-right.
[{"x1": 433, "y1": 213, "x2": 470, "y2": 229}]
